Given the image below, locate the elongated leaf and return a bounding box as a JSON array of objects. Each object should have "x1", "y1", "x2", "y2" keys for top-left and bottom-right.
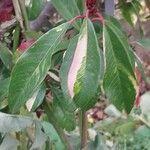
[
  {"x1": 26, "y1": 82, "x2": 46, "y2": 112},
  {"x1": 8, "y1": 22, "x2": 70, "y2": 113},
  {"x1": 51, "y1": 0, "x2": 81, "y2": 29},
  {"x1": 103, "y1": 20, "x2": 136, "y2": 113},
  {"x1": 42, "y1": 121, "x2": 65, "y2": 150},
  {"x1": 0, "y1": 42, "x2": 12, "y2": 70},
  {"x1": 75, "y1": 0, "x2": 84, "y2": 13},
  {"x1": 0, "y1": 112, "x2": 33, "y2": 133},
  {"x1": 60, "y1": 19, "x2": 101, "y2": 111},
  {"x1": 45, "y1": 87, "x2": 76, "y2": 131},
  {"x1": 0, "y1": 78, "x2": 10, "y2": 102},
  {"x1": 31, "y1": 82, "x2": 46, "y2": 111}
]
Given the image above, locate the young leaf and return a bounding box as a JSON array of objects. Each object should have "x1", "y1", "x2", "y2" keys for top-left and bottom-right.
[
  {"x1": 60, "y1": 19, "x2": 101, "y2": 111},
  {"x1": 51, "y1": 0, "x2": 81, "y2": 29},
  {"x1": 8, "y1": 22, "x2": 70, "y2": 113},
  {"x1": 103, "y1": 20, "x2": 136, "y2": 113}
]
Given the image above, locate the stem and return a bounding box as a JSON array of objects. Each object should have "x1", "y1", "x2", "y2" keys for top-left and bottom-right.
[
  {"x1": 13, "y1": 24, "x2": 20, "y2": 52},
  {"x1": 12, "y1": 0, "x2": 24, "y2": 30},
  {"x1": 79, "y1": 110, "x2": 88, "y2": 149},
  {"x1": 44, "y1": 103, "x2": 72, "y2": 150},
  {"x1": 18, "y1": 0, "x2": 30, "y2": 31}
]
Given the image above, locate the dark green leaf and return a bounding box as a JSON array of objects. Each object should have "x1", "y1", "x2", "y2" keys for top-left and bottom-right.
[
  {"x1": 75, "y1": 0, "x2": 84, "y2": 13},
  {"x1": 8, "y1": 22, "x2": 70, "y2": 113},
  {"x1": 103, "y1": 20, "x2": 136, "y2": 113},
  {"x1": 0, "y1": 78, "x2": 10, "y2": 102},
  {"x1": 0, "y1": 42, "x2": 12, "y2": 70}
]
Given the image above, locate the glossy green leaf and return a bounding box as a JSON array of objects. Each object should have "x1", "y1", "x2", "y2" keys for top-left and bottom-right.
[
  {"x1": 51, "y1": 0, "x2": 81, "y2": 29},
  {"x1": 103, "y1": 20, "x2": 136, "y2": 113},
  {"x1": 45, "y1": 87, "x2": 76, "y2": 131},
  {"x1": 8, "y1": 22, "x2": 70, "y2": 113},
  {"x1": 0, "y1": 78, "x2": 10, "y2": 102},
  {"x1": 60, "y1": 19, "x2": 101, "y2": 111},
  {"x1": 0, "y1": 42, "x2": 12, "y2": 70},
  {"x1": 42, "y1": 121, "x2": 65, "y2": 150},
  {"x1": 0, "y1": 112, "x2": 33, "y2": 133}
]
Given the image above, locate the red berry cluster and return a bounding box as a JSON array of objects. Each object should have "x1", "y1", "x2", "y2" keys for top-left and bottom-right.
[
  {"x1": 86, "y1": 0, "x2": 97, "y2": 16},
  {"x1": 70, "y1": 0, "x2": 104, "y2": 24}
]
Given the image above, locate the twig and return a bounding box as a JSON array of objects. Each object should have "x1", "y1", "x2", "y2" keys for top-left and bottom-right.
[
  {"x1": 18, "y1": 0, "x2": 30, "y2": 31},
  {"x1": 12, "y1": 0, "x2": 24, "y2": 30}
]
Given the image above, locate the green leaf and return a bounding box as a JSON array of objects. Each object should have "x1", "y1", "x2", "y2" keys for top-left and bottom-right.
[
  {"x1": 60, "y1": 19, "x2": 101, "y2": 111},
  {"x1": 136, "y1": 38, "x2": 150, "y2": 49},
  {"x1": 42, "y1": 121, "x2": 65, "y2": 150},
  {"x1": 51, "y1": 0, "x2": 81, "y2": 29},
  {"x1": 26, "y1": 82, "x2": 46, "y2": 112},
  {"x1": 88, "y1": 133, "x2": 107, "y2": 150},
  {"x1": 119, "y1": 0, "x2": 142, "y2": 26},
  {"x1": 26, "y1": 0, "x2": 45, "y2": 20},
  {"x1": 115, "y1": 121, "x2": 136, "y2": 135},
  {"x1": 0, "y1": 112, "x2": 33, "y2": 133},
  {"x1": 135, "y1": 126, "x2": 150, "y2": 138},
  {"x1": 0, "y1": 42, "x2": 13, "y2": 70},
  {"x1": 8, "y1": 22, "x2": 70, "y2": 113},
  {"x1": 0, "y1": 78, "x2": 10, "y2": 102},
  {"x1": 75, "y1": 0, "x2": 84, "y2": 13},
  {"x1": 46, "y1": 87, "x2": 76, "y2": 131},
  {"x1": 31, "y1": 82, "x2": 46, "y2": 111},
  {"x1": 103, "y1": 20, "x2": 136, "y2": 113}
]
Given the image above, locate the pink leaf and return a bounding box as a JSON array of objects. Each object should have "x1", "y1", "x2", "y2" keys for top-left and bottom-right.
[{"x1": 67, "y1": 27, "x2": 87, "y2": 98}]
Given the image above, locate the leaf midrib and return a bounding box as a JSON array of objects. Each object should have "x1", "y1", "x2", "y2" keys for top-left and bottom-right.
[{"x1": 11, "y1": 25, "x2": 68, "y2": 110}]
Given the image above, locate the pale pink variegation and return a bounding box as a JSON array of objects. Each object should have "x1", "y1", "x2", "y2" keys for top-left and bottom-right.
[{"x1": 67, "y1": 27, "x2": 87, "y2": 98}]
